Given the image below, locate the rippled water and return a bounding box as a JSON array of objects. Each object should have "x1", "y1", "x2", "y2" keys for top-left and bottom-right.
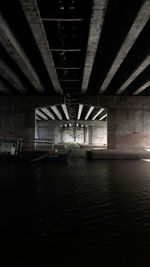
[{"x1": 1, "y1": 149, "x2": 150, "y2": 266}]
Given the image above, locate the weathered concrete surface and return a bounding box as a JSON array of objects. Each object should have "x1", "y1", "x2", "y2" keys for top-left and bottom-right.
[
  {"x1": 82, "y1": 0, "x2": 108, "y2": 93},
  {"x1": 0, "y1": 105, "x2": 35, "y2": 151},
  {"x1": 100, "y1": 0, "x2": 150, "y2": 93},
  {"x1": 81, "y1": 95, "x2": 150, "y2": 152},
  {"x1": 19, "y1": 0, "x2": 62, "y2": 94},
  {"x1": 0, "y1": 11, "x2": 45, "y2": 94},
  {"x1": 0, "y1": 95, "x2": 63, "y2": 150},
  {"x1": 107, "y1": 108, "x2": 116, "y2": 149},
  {"x1": 1, "y1": 95, "x2": 150, "y2": 153},
  {"x1": 108, "y1": 107, "x2": 150, "y2": 152}
]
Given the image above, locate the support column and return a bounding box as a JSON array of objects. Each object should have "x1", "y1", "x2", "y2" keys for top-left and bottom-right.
[
  {"x1": 59, "y1": 127, "x2": 63, "y2": 143},
  {"x1": 107, "y1": 108, "x2": 116, "y2": 149},
  {"x1": 88, "y1": 126, "x2": 93, "y2": 144},
  {"x1": 83, "y1": 127, "x2": 88, "y2": 143}
]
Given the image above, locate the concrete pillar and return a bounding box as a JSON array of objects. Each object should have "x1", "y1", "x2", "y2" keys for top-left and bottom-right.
[
  {"x1": 59, "y1": 127, "x2": 63, "y2": 143},
  {"x1": 88, "y1": 126, "x2": 93, "y2": 144},
  {"x1": 107, "y1": 107, "x2": 150, "y2": 152},
  {"x1": 83, "y1": 127, "x2": 88, "y2": 143},
  {"x1": 107, "y1": 108, "x2": 116, "y2": 149}
]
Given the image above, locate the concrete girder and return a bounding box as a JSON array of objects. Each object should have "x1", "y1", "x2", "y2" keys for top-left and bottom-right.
[
  {"x1": 99, "y1": 0, "x2": 150, "y2": 93},
  {"x1": 77, "y1": 104, "x2": 83, "y2": 120},
  {"x1": 81, "y1": 0, "x2": 108, "y2": 93},
  {"x1": 0, "y1": 11, "x2": 45, "y2": 94},
  {"x1": 92, "y1": 108, "x2": 104, "y2": 120},
  {"x1": 85, "y1": 106, "x2": 94, "y2": 120},
  {"x1": 50, "y1": 106, "x2": 62, "y2": 120},
  {"x1": 19, "y1": 0, "x2": 62, "y2": 94},
  {"x1": 36, "y1": 109, "x2": 48, "y2": 120},
  {"x1": 36, "y1": 114, "x2": 41, "y2": 120},
  {"x1": 116, "y1": 55, "x2": 150, "y2": 95},
  {"x1": 61, "y1": 104, "x2": 70, "y2": 120},
  {"x1": 0, "y1": 57, "x2": 28, "y2": 94},
  {"x1": 41, "y1": 107, "x2": 55, "y2": 120},
  {"x1": 133, "y1": 81, "x2": 150, "y2": 95},
  {"x1": 99, "y1": 110, "x2": 107, "y2": 120}
]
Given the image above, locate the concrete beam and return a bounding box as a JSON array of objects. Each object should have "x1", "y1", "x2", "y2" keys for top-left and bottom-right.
[
  {"x1": 41, "y1": 107, "x2": 55, "y2": 120},
  {"x1": 0, "y1": 57, "x2": 27, "y2": 94},
  {"x1": 85, "y1": 106, "x2": 94, "y2": 120},
  {"x1": 99, "y1": 113, "x2": 107, "y2": 120},
  {"x1": 77, "y1": 104, "x2": 83, "y2": 120},
  {"x1": 99, "y1": 0, "x2": 150, "y2": 93},
  {"x1": 36, "y1": 114, "x2": 42, "y2": 120},
  {"x1": 61, "y1": 104, "x2": 70, "y2": 120},
  {"x1": 81, "y1": 0, "x2": 108, "y2": 93},
  {"x1": 19, "y1": 0, "x2": 62, "y2": 94},
  {"x1": 133, "y1": 81, "x2": 150, "y2": 95},
  {"x1": 116, "y1": 55, "x2": 150, "y2": 94},
  {"x1": 36, "y1": 109, "x2": 48, "y2": 120},
  {"x1": 50, "y1": 106, "x2": 62, "y2": 120},
  {"x1": 0, "y1": 11, "x2": 45, "y2": 94},
  {"x1": 92, "y1": 108, "x2": 104, "y2": 120}
]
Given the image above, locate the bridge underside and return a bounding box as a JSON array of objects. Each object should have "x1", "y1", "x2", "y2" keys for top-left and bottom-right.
[{"x1": 0, "y1": 0, "x2": 149, "y2": 158}]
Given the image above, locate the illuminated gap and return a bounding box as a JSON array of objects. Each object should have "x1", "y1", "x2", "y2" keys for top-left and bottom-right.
[
  {"x1": 92, "y1": 108, "x2": 104, "y2": 120},
  {"x1": 51, "y1": 106, "x2": 62, "y2": 120},
  {"x1": 77, "y1": 104, "x2": 83, "y2": 120},
  {"x1": 85, "y1": 106, "x2": 94, "y2": 120},
  {"x1": 41, "y1": 107, "x2": 55, "y2": 120},
  {"x1": 99, "y1": 114, "x2": 107, "y2": 121},
  {"x1": 61, "y1": 104, "x2": 70, "y2": 120},
  {"x1": 36, "y1": 110, "x2": 48, "y2": 120}
]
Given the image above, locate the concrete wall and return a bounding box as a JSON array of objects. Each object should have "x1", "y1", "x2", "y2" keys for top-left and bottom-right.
[
  {"x1": 1, "y1": 95, "x2": 150, "y2": 153},
  {"x1": 81, "y1": 95, "x2": 150, "y2": 152},
  {"x1": 0, "y1": 105, "x2": 35, "y2": 151},
  {"x1": 0, "y1": 95, "x2": 63, "y2": 151},
  {"x1": 108, "y1": 107, "x2": 150, "y2": 152},
  {"x1": 36, "y1": 120, "x2": 107, "y2": 145}
]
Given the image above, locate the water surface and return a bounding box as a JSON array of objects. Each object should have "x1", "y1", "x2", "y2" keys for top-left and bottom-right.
[{"x1": 1, "y1": 148, "x2": 150, "y2": 266}]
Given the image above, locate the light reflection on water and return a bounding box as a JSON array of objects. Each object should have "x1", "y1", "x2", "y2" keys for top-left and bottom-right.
[{"x1": 1, "y1": 149, "x2": 150, "y2": 265}]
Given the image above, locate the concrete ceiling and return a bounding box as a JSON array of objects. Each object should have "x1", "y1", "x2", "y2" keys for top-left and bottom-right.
[
  {"x1": 35, "y1": 104, "x2": 107, "y2": 121},
  {"x1": 0, "y1": 0, "x2": 149, "y2": 119}
]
